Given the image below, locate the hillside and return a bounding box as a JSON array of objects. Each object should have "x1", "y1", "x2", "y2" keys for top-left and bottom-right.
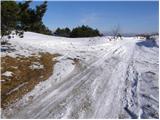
[{"x1": 1, "y1": 32, "x2": 159, "y2": 119}]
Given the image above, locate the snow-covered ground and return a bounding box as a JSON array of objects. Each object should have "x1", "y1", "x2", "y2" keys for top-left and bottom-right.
[{"x1": 1, "y1": 32, "x2": 159, "y2": 119}]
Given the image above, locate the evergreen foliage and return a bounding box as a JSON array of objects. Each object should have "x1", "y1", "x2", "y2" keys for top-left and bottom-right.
[
  {"x1": 1, "y1": 1, "x2": 19, "y2": 36},
  {"x1": 54, "y1": 27, "x2": 71, "y2": 37},
  {"x1": 70, "y1": 25, "x2": 101, "y2": 38},
  {"x1": 54, "y1": 25, "x2": 101, "y2": 38},
  {"x1": 1, "y1": 1, "x2": 101, "y2": 38},
  {"x1": 1, "y1": 1, "x2": 52, "y2": 37}
]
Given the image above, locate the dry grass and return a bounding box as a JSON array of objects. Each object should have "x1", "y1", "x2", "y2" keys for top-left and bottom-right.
[{"x1": 1, "y1": 52, "x2": 60, "y2": 108}]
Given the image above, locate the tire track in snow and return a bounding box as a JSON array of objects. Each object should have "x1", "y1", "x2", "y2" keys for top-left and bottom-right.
[
  {"x1": 4, "y1": 40, "x2": 129, "y2": 118},
  {"x1": 3, "y1": 39, "x2": 158, "y2": 119},
  {"x1": 122, "y1": 42, "x2": 159, "y2": 119}
]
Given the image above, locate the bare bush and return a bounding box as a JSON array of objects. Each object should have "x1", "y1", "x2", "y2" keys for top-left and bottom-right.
[{"x1": 111, "y1": 26, "x2": 122, "y2": 40}]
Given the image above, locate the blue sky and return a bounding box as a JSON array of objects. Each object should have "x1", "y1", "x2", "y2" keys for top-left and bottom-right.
[{"x1": 30, "y1": 1, "x2": 158, "y2": 34}]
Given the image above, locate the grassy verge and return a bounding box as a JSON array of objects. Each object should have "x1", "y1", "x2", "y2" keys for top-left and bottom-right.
[{"x1": 1, "y1": 52, "x2": 60, "y2": 108}]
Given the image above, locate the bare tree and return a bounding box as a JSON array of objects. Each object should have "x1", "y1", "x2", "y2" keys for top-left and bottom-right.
[{"x1": 111, "y1": 25, "x2": 122, "y2": 40}]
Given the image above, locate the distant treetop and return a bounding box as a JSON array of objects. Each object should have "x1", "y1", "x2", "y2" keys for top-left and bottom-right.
[{"x1": 54, "y1": 25, "x2": 102, "y2": 38}]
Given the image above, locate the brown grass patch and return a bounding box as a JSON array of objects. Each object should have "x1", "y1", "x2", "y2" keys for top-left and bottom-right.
[{"x1": 1, "y1": 52, "x2": 60, "y2": 108}]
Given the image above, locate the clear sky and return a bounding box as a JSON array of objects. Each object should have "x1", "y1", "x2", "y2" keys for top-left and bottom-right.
[{"x1": 30, "y1": 1, "x2": 159, "y2": 34}]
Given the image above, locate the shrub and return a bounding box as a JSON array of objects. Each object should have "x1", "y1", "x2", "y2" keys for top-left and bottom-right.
[
  {"x1": 54, "y1": 25, "x2": 101, "y2": 38},
  {"x1": 70, "y1": 25, "x2": 101, "y2": 38},
  {"x1": 54, "y1": 27, "x2": 71, "y2": 37}
]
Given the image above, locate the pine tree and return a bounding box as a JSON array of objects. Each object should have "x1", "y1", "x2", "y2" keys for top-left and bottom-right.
[
  {"x1": 1, "y1": 1, "x2": 19, "y2": 36},
  {"x1": 54, "y1": 27, "x2": 71, "y2": 37},
  {"x1": 18, "y1": 1, "x2": 32, "y2": 31},
  {"x1": 36, "y1": 1, "x2": 47, "y2": 21},
  {"x1": 2, "y1": 1, "x2": 56, "y2": 36},
  {"x1": 70, "y1": 25, "x2": 101, "y2": 38}
]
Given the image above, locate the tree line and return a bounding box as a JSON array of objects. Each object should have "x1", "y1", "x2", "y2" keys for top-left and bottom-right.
[
  {"x1": 1, "y1": 1, "x2": 52, "y2": 37},
  {"x1": 1, "y1": 1, "x2": 102, "y2": 38},
  {"x1": 54, "y1": 25, "x2": 102, "y2": 38}
]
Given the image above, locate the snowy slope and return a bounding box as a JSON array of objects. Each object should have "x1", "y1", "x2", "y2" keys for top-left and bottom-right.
[{"x1": 1, "y1": 32, "x2": 159, "y2": 119}]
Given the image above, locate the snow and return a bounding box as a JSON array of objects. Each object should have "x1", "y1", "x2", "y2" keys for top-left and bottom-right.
[
  {"x1": 29, "y1": 62, "x2": 44, "y2": 70},
  {"x1": 1, "y1": 79, "x2": 6, "y2": 82},
  {"x1": 2, "y1": 71, "x2": 13, "y2": 77},
  {"x1": 51, "y1": 58, "x2": 75, "y2": 83},
  {"x1": 7, "y1": 82, "x2": 28, "y2": 95},
  {"x1": 1, "y1": 32, "x2": 159, "y2": 119}
]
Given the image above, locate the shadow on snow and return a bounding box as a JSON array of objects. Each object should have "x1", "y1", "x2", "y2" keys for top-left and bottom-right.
[{"x1": 136, "y1": 39, "x2": 159, "y2": 48}]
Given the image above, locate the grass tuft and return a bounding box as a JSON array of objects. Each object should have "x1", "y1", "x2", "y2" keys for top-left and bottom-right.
[{"x1": 1, "y1": 52, "x2": 60, "y2": 108}]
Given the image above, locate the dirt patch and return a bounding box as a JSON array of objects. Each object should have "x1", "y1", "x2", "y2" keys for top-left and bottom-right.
[{"x1": 1, "y1": 52, "x2": 60, "y2": 108}]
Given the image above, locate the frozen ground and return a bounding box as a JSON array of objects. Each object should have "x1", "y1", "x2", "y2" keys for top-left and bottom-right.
[{"x1": 1, "y1": 32, "x2": 159, "y2": 119}]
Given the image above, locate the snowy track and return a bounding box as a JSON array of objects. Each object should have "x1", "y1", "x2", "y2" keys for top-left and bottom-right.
[{"x1": 2, "y1": 32, "x2": 159, "y2": 119}]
